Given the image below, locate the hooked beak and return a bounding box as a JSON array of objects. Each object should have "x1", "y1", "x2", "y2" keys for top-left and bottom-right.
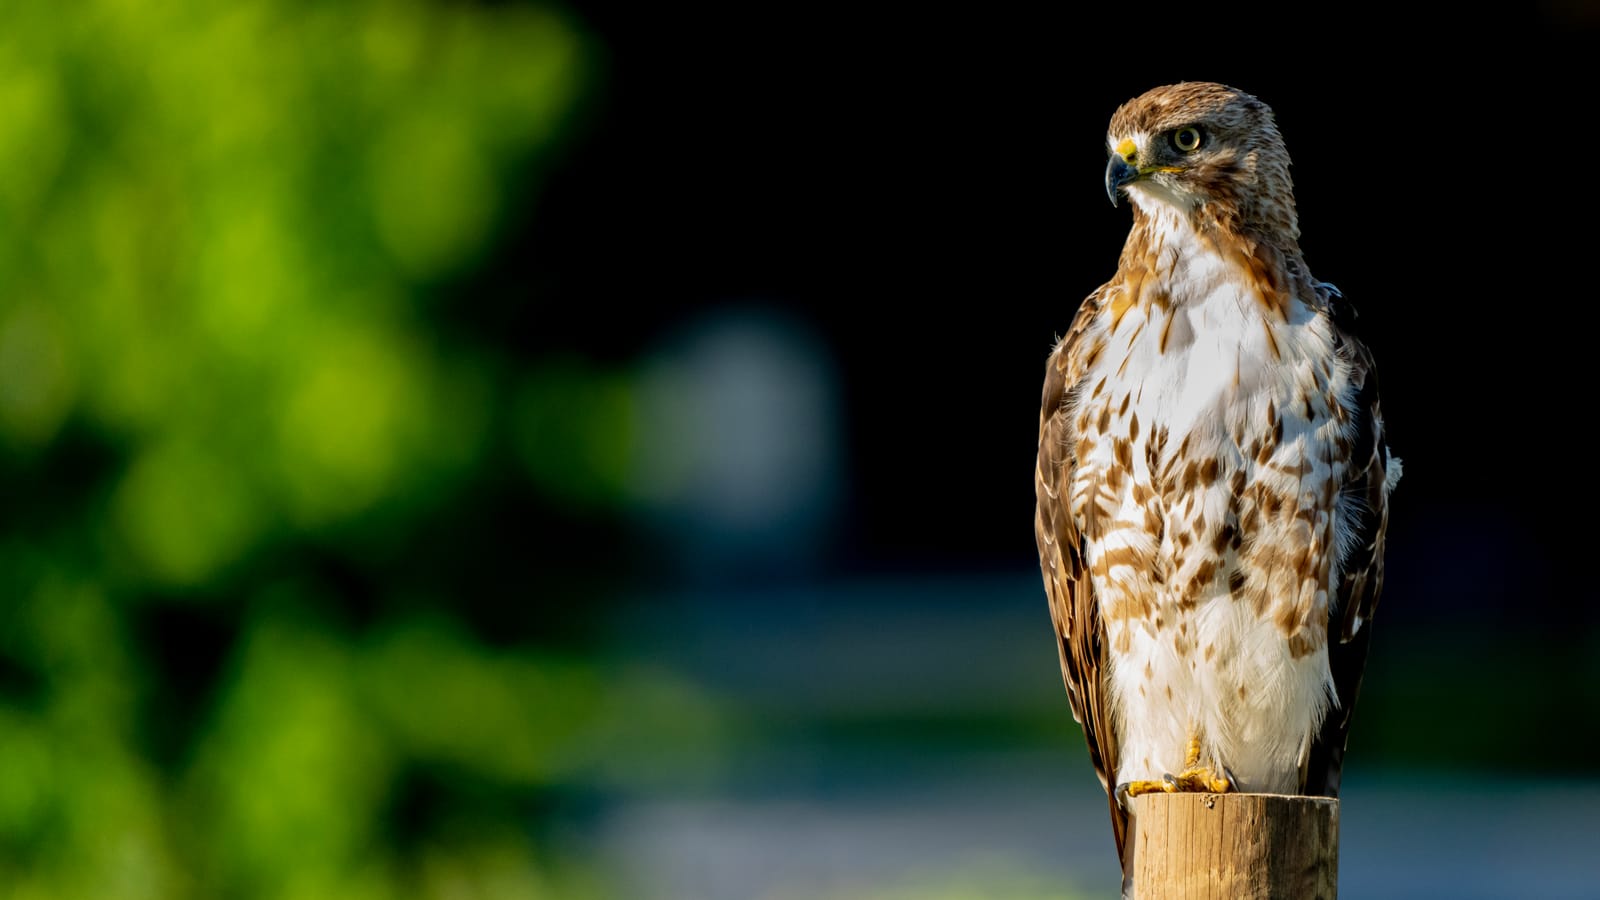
[{"x1": 1105, "y1": 154, "x2": 1138, "y2": 207}]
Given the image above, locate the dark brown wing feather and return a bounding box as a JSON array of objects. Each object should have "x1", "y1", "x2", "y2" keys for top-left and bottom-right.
[
  {"x1": 1304, "y1": 286, "x2": 1394, "y2": 797},
  {"x1": 1034, "y1": 284, "x2": 1129, "y2": 864}
]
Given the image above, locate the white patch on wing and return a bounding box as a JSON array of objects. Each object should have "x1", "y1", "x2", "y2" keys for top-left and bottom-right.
[{"x1": 1385, "y1": 456, "x2": 1404, "y2": 493}]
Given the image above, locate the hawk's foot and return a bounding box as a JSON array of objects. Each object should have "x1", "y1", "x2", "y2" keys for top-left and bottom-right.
[
  {"x1": 1161, "y1": 734, "x2": 1236, "y2": 793},
  {"x1": 1163, "y1": 764, "x2": 1237, "y2": 794},
  {"x1": 1113, "y1": 766, "x2": 1237, "y2": 808},
  {"x1": 1115, "y1": 778, "x2": 1173, "y2": 808}
]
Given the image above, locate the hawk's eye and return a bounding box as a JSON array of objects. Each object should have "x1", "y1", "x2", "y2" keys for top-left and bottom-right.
[{"x1": 1171, "y1": 127, "x2": 1203, "y2": 152}]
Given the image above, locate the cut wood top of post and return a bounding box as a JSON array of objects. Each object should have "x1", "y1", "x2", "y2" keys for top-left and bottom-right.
[{"x1": 1129, "y1": 793, "x2": 1340, "y2": 900}]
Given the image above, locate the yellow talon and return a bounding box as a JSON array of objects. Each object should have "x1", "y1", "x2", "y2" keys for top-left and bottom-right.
[
  {"x1": 1116, "y1": 738, "x2": 1238, "y2": 806},
  {"x1": 1120, "y1": 779, "x2": 1172, "y2": 799},
  {"x1": 1166, "y1": 765, "x2": 1236, "y2": 793}
]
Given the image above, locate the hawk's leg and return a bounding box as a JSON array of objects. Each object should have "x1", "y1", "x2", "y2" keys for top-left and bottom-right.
[
  {"x1": 1114, "y1": 735, "x2": 1237, "y2": 806},
  {"x1": 1166, "y1": 734, "x2": 1237, "y2": 793}
]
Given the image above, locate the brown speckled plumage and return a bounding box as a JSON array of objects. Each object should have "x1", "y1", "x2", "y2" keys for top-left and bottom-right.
[{"x1": 1034, "y1": 83, "x2": 1399, "y2": 882}]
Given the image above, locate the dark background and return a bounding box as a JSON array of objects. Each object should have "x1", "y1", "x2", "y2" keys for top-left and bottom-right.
[
  {"x1": 525, "y1": 1, "x2": 1594, "y2": 592},
  {"x1": 520, "y1": 4, "x2": 1598, "y2": 642}
]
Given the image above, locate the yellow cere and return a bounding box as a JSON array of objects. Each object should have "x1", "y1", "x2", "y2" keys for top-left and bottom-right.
[{"x1": 1116, "y1": 138, "x2": 1138, "y2": 160}]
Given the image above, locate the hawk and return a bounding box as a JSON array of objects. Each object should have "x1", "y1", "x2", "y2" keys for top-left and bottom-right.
[{"x1": 1033, "y1": 82, "x2": 1400, "y2": 877}]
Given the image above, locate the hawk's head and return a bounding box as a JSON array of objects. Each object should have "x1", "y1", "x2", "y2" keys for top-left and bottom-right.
[{"x1": 1104, "y1": 82, "x2": 1297, "y2": 240}]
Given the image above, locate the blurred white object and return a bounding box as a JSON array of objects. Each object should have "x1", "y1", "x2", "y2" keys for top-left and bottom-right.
[{"x1": 632, "y1": 307, "x2": 842, "y2": 579}]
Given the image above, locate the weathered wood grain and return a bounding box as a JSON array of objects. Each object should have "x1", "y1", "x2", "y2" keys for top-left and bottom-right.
[{"x1": 1129, "y1": 793, "x2": 1339, "y2": 899}]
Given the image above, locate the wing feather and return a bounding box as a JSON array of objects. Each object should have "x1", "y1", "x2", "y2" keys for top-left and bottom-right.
[
  {"x1": 1305, "y1": 286, "x2": 1397, "y2": 797},
  {"x1": 1034, "y1": 283, "x2": 1129, "y2": 862}
]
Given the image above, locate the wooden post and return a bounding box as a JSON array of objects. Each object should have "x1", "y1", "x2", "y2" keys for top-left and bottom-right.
[{"x1": 1128, "y1": 793, "x2": 1339, "y2": 899}]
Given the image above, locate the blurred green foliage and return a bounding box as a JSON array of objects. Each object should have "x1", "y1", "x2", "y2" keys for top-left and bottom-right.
[
  {"x1": 0, "y1": 0, "x2": 588, "y2": 574},
  {"x1": 0, "y1": 1, "x2": 726, "y2": 897}
]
